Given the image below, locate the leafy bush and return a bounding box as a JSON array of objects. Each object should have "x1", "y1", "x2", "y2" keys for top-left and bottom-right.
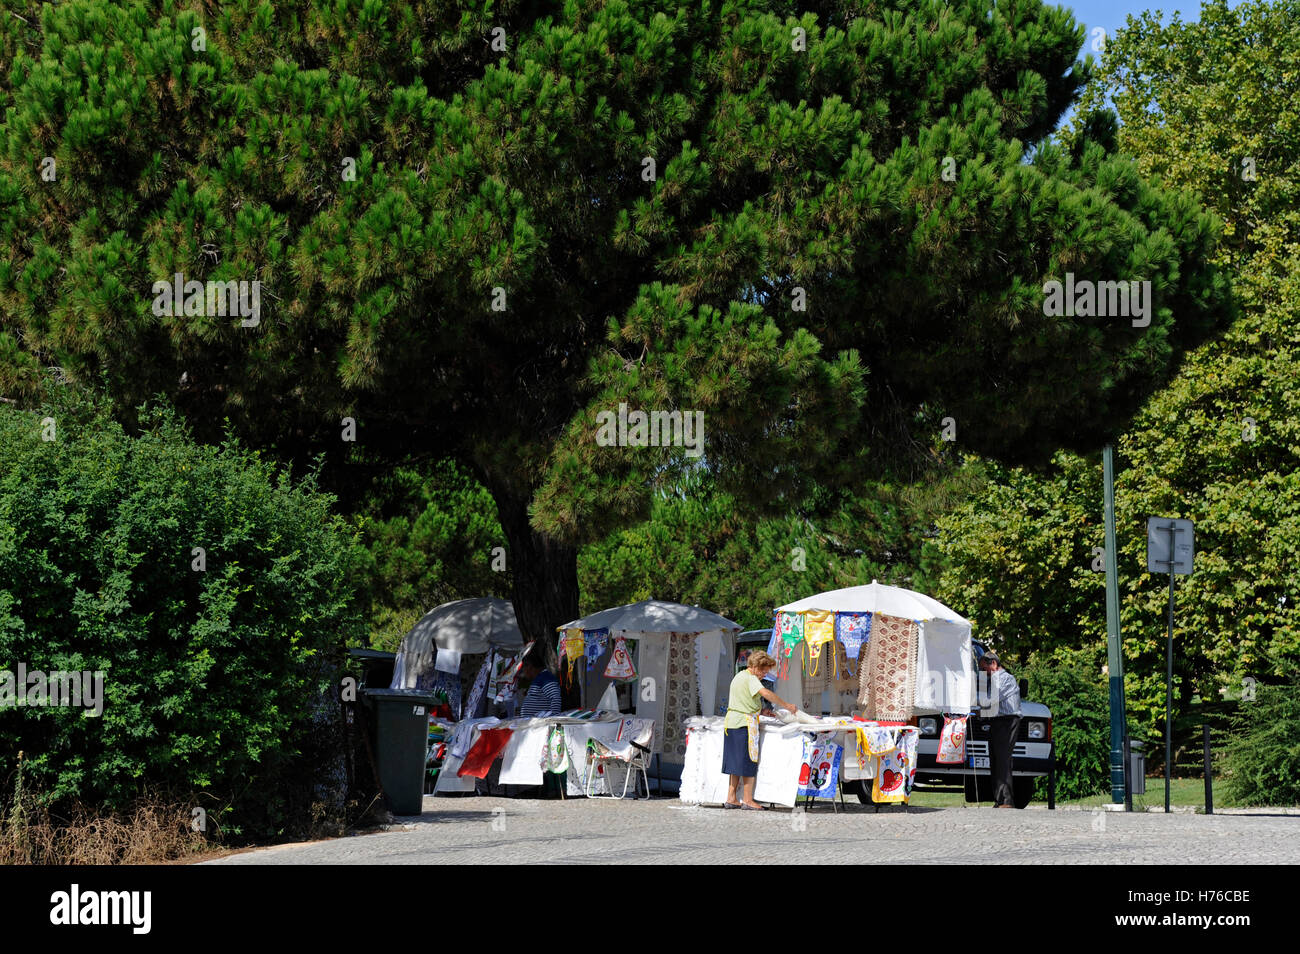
[
  {"x1": 0, "y1": 387, "x2": 368, "y2": 841},
  {"x1": 1218, "y1": 674, "x2": 1300, "y2": 807},
  {"x1": 1022, "y1": 649, "x2": 1111, "y2": 800}
]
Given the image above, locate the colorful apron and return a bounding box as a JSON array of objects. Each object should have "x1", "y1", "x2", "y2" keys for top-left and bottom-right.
[
  {"x1": 745, "y1": 712, "x2": 761, "y2": 762},
  {"x1": 937, "y1": 714, "x2": 968, "y2": 764},
  {"x1": 776, "y1": 612, "x2": 805, "y2": 679},
  {"x1": 603, "y1": 636, "x2": 638, "y2": 681},
  {"x1": 584, "y1": 628, "x2": 609, "y2": 671},
  {"x1": 834, "y1": 612, "x2": 872, "y2": 673},
  {"x1": 803, "y1": 609, "x2": 836, "y2": 677}
]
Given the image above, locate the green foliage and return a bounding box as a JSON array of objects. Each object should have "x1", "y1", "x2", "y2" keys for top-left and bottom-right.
[
  {"x1": 0, "y1": 0, "x2": 1230, "y2": 567},
  {"x1": 1022, "y1": 649, "x2": 1110, "y2": 800},
  {"x1": 1218, "y1": 675, "x2": 1300, "y2": 807},
  {"x1": 580, "y1": 463, "x2": 986, "y2": 626},
  {"x1": 0, "y1": 383, "x2": 368, "y2": 840},
  {"x1": 929, "y1": 0, "x2": 1300, "y2": 742},
  {"x1": 355, "y1": 459, "x2": 508, "y2": 650}
]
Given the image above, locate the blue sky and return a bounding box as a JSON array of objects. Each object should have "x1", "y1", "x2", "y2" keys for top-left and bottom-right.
[
  {"x1": 1049, "y1": 0, "x2": 1247, "y2": 128},
  {"x1": 1060, "y1": 0, "x2": 1245, "y2": 52}
]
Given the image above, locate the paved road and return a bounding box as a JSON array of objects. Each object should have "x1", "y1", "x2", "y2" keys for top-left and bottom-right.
[{"x1": 208, "y1": 797, "x2": 1300, "y2": 864}]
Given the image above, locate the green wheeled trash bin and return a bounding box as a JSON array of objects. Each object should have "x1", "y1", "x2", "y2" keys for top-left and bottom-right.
[{"x1": 363, "y1": 688, "x2": 439, "y2": 815}]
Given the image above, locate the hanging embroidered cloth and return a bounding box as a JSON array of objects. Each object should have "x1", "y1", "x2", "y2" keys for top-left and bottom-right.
[
  {"x1": 616, "y1": 716, "x2": 654, "y2": 748},
  {"x1": 853, "y1": 725, "x2": 898, "y2": 770},
  {"x1": 489, "y1": 650, "x2": 520, "y2": 703},
  {"x1": 457, "y1": 727, "x2": 514, "y2": 778},
  {"x1": 798, "y1": 737, "x2": 843, "y2": 798},
  {"x1": 540, "y1": 725, "x2": 568, "y2": 773},
  {"x1": 871, "y1": 728, "x2": 918, "y2": 804},
  {"x1": 603, "y1": 635, "x2": 638, "y2": 681},
  {"x1": 835, "y1": 612, "x2": 872, "y2": 672},
  {"x1": 803, "y1": 609, "x2": 836, "y2": 677},
  {"x1": 584, "y1": 628, "x2": 610, "y2": 671},
  {"x1": 766, "y1": 614, "x2": 783, "y2": 657},
  {"x1": 901, "y1": 726, "x2": 919, "y2": 796},
  {"x1": 937, "y1": 714, "x2": 969, "y2": 764},
  {"x1": 507, "y1": 642, "x2": 533, "y2": 681},
  {"x1": 802, "y1": 647, "x2": 831, "y2": 699},
  {"x1": 662, "y1": 631, "x2": 699, "y2": 758},
  {"x1": 464, "y1": 652, "x2": 493, "y2": 720},
  {"x1": 559, "y1": 628, "x2": 585, "y2": 686},
  {"x1": 429, "y1": 669, "x2": 462, "y2": 720},
  {"x1": 857, "y1": 613, "x2": 919, "y2": 721}
]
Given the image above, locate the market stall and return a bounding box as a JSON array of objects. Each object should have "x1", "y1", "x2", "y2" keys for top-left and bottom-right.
[
  {"x1": 767, "y1": 580, "x2": 973, "y2": 722},
  {"x1": 555, "y1": 600, "x2": 742, "y2": 774},
  {"x1": 680, "y1": 581, "x2": 970, "y2": 808},
  {"x1": 391, "y1": 597, "x2": 527, "y2": 719},
  {"x1": 419, "y1": 598, "x2": 742, "y2": 798},
  {"x1": 389, "y1": 597, "x2": 528, "y2": 792}
]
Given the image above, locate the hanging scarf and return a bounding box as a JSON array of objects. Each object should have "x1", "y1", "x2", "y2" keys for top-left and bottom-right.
[
  {"x1": 835, "y1": 612, "x2": 872, "y2": 673},
  {"x1": 804, "y1": 609, "x2": 836, "y2": 677},
  {"x1": 604, "y1": 635, "x2": 637, "y2": 681},
  {"x1": 489, "y1": 650, "x2": 521, "y2": 703}
]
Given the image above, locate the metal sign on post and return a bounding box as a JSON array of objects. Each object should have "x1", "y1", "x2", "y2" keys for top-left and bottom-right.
[
  {"x1": 1147, "y1": 518, "x2": 1194, "y2": 575},
  {"x1": 1146, "y1": 517, "x2": 1194, "y2": 814}
]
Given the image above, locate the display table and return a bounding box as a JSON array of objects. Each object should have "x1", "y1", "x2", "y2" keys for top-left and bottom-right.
[
  {"x1": 432, "y1": 712, "x2": 653, "y2": 797},
  {"x1": 679, "y1": 715, "x2": 919, "y2": 808}
]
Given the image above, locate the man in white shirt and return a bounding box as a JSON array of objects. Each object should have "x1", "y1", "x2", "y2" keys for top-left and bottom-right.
[{"x1": 978, "y1": 651, "x2": 1022, "y2": 808}]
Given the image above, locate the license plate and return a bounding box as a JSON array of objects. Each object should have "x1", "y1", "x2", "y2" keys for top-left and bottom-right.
[{"x1": 973, "y1": 756, "x2": 989, "y2": 769}]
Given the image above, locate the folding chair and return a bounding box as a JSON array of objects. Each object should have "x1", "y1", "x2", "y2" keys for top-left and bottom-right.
[{"x1": 584, "y1": 719, "x2": 655, "y2": 799}]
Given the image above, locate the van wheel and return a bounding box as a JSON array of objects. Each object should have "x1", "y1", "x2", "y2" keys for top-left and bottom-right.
[
  {"x1": 1013, "y1": 777, "x2": 1034, "y2": 809},
  {"x1": 843, "y1": 780, "x2": 873, "y2": 804}
]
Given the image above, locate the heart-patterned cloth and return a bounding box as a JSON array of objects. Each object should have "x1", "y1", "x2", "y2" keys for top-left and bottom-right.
[
  {"x1": 937, "y1": 714, "x2": 969, "y2": 764},
  {"x1": 871, "y1": 726, "x2": 919, "y2": 803}
]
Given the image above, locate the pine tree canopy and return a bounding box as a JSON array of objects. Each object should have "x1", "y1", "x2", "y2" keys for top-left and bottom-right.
[{"x1": 0, "y1": 0, "x2": 1232, "y2": 636}]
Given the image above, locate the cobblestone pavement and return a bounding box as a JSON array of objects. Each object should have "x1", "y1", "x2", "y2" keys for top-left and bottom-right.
[{"x1": 208, "y1": 797, "x2": 1300, "y2": 864}]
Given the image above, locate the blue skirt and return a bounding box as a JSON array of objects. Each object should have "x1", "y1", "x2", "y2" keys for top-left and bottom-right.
[{"x1": 722, "y1": 727, "x2": 758, "y2": 777}]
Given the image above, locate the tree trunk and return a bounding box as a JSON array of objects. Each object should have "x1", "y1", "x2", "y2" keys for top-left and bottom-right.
[{"x1": 492, "y1": 492, "x2": 580, "y2": 664}]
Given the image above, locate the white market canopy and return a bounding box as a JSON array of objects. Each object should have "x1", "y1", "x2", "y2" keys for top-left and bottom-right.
[
  {"x1": 392, "y1": 597, "x2": 525, "y2": 689},
  {"x1": 777, "y1": 579, "x2": 968, "y2": 624},
  {"x1": 557, "y1": 599, "x2": 741, "y2": 635},
  {"x1": 776, "y1": 581, "x2": 974, "y2": 714}
]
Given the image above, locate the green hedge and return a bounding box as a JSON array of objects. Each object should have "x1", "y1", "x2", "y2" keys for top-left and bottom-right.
[
  {"x1": 1219, "y1": 674, "x2": 1300, "y2": 807},
  {"x1": 0, "y1": 388, "x2": 368, "y2": 840},
  {"x1": 1022, "y1": 649, "x2": 1111, "y2": 800}
]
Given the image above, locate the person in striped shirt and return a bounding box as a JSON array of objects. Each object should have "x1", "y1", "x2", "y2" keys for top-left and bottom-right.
[{"x1": 518, "y1": 648, "x2": 561, "y2": 718}]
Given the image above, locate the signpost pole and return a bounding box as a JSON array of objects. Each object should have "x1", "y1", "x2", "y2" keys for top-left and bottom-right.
[
  {"x1": 1147, "y1": 515, "x2": 1191, "y2": 817},
  {"x1": 1165, "y1": 524, "x2": 1176, "y2": 815},
  {"x1": 1103, "y1": 445, "x2": 1127, "y2": 805}
]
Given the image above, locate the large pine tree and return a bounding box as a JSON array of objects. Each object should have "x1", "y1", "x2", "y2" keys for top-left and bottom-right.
[{"x1": 0, "y1": 0, "x2": 1231, "y2": 643}]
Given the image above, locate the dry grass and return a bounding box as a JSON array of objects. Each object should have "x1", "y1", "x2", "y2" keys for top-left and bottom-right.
[
  {"x1": 1, "y1": 752, "x2": 388, "y2": 864},
  {"x1": 1, "y1": 794, "x2": 217, "y2": 865}
]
